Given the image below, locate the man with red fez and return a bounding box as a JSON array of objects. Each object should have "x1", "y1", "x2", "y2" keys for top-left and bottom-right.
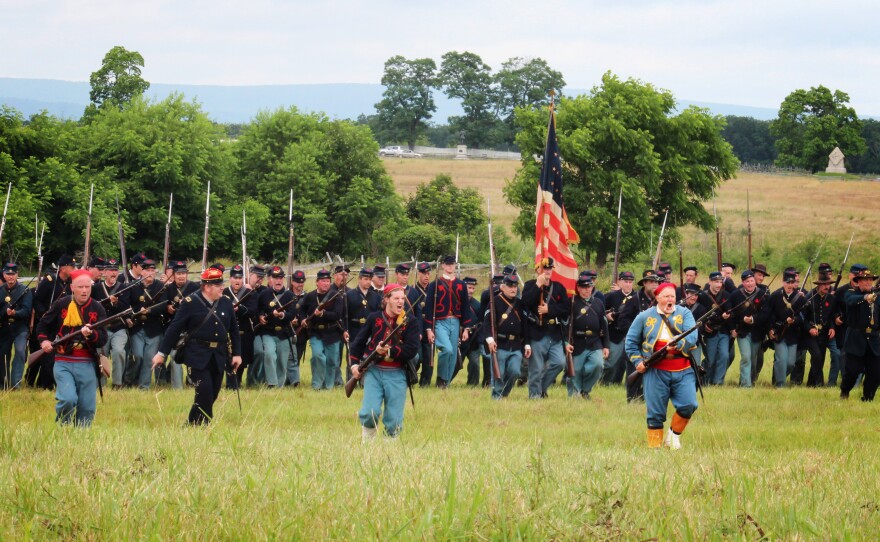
[
  {"x1": 626, "y1": 282, "x2": 699, "y2": 449},
  {"x1": 351, "y1": 283, "x2": 420, "y2": 440},
  {"x1": 152, "y1": 267, "x2": 241, "y2": 425},
  {"x1": 28, "y1": 254, "x2": 76, "y2": 389},
  {"x1": 35, "y1": 269, "x2": 108, "y2": 427}
]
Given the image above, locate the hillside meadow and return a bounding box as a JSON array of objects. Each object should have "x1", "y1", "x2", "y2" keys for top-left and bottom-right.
[{"x1": 383, "y1": 157, "x2": 880, "y2": 286}]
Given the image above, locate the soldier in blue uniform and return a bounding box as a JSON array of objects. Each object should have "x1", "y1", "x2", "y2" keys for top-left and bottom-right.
[
  {"x1": 153, "y1": 268, "x2": 241, "y2": 425},
  {"x1": 484, "y1": 274, "x2": 530, "y2": 399},
  {"x1": 223, "y1": 264, "x2": 257, "y2": 389},
  {"x1": 256, "y1": 266, "x2": 296, "y2": 388},
  {"x1": 162, "y1": 260, "x2": 199, "y2": 388},
  {"x1": 0, "y1": 262, "x2": 34, "y2": 389},
  {"x1": 840, "y1": 267, "x2": 880, "y2": 401},
  {"x1": 521, "y1": 257, "x2": 569, "y2": 399},
  {"x1": 299, "y1": 269, "x2": 343, "y2": 390},
  {"x1": 565, "y1": 271, "x2": 610, "y2": 399},
  {"x1": 288, "y1": 270, "x2": 308, "y2": 386},
  {"x1": 413, "y1": 262, "x2": 433, "y2": 387},
  {"x1": 461, "y1": 277, "x2": 483, "y2": 386},
  {"x1": 91, "y1": 258, "x2": 131, "y2": 389},
  {"x1": 28, "y1": 254, "x2": 76, "y2": 389},
  {"x1": 603, "y1": 270, "x2": 639, "y2": 389},
  {"x1": 129, "y1": 259, "x2": 169, "y2": 389}
]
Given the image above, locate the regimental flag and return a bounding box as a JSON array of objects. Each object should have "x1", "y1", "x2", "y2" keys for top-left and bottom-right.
[{"x1": 535, "y1": 103, "x2": 580, "y2": 294}]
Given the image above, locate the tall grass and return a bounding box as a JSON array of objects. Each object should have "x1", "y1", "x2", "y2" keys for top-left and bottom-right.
[{"x1": 2, "y1": 365, "x2": 878, "y2": 540}]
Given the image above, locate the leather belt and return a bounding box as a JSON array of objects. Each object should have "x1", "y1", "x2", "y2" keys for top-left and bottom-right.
[
  {"x1": 351, "y1": 318, "x2": 366, "y2": 324},
  {"x1": 191, "y1": 338, "x2": 221, "y2": 348},
  {"x1": 575, "y1": 330, "x2": 595, "y2": 336},
  {"x1": 498, "y1": 334, "x2": 520, "y2": 341}
]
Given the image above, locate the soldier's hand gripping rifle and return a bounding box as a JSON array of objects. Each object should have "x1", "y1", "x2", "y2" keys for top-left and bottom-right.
[
  {"x1": 98, "y1": 276, "x2": 146, "y2": 308},
  {"x1": 344, "y1": 312, "x2": 409, "y2": 398},
  {"x1": 287, "y1": 277, "x2": 354, "y2": 336},
  {"x1": 26, "y1": 304, "x2": 159, "y2": 367}
]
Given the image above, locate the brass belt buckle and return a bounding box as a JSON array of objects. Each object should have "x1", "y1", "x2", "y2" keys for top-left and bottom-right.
[
  {"x1": 586, "y1": 330, "x2": 593, "y2": 336},
  {"x1": 274, "y1": 326, "x2": 282, "y2": 331},
  {"x1": 209, "y1": 341, "x2": 218, "y2": 348}
]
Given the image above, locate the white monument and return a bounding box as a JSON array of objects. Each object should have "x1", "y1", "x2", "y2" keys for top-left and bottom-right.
[{"x1": 826, "y1": 147, "x2": 846, "y2": 174}]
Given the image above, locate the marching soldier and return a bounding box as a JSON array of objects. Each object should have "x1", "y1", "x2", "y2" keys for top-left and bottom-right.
[
  {"x1": 484, "y1": 274, "x2": 530, "y2": 399},
  {"x1": 28, "y1": 254, "x2": 76, "y2": 389},
  {"x1": 129, "y1": 259, "x2": 168, "y2": 389},
  {"x1": 424, "y1": 255, "x2": 472, "y2": 389},
  {"x1": 288, "y1": 270, "x2": 308, "y2": 385},
  {"x1": 152, "y1": 267, "x2": 241, "y2": 425},
  {"x1": 223, "y1": 264, "x2": 256, "y2": 389},
  {"x1": 479, "y1": 273, "x2": 505, "y2": 387},
  {"x1": 565, "y1": 271, "x2": 609, "y2": 399},
  {"x1": 413, "y1": 262, "x2": 433, "y2": 387},
  {"x1": 840, "y1": 267, "x2": 880, "y2": 401},
  {"x1": 750, "y1": 263, "x2": 771, "y2": 383},
  {"x1": 832, "y1": 264, "x2": 865, "y2": 387},
  {"x1": 803, "y1": 272, "x2": 837, "y2": 387},
  {"x1": 248, "y1": 264, "x2": 267, "y2": 386},
  {"x1": 0, "y1": 262, "x2": 33, "y2": 389},
  {"x1": 637, "y1": 270, "x2": 660, "y2": 311},
  {"x1": 330, "y1": 265, "x2": 350, "y2": 386},
  {"x1": 721, "y1": 262, "x2": 738, "y2": 293},
  {"x1": 603, "y1": 271, "x2": 639, "y2": 388},
  {"x1": 371, "y1": 265, "x2": 386, "y2": 294},
  {"x1": 676, "y1": 266, "x2": 699, "y2": 301},
  {"x1": 681, "y1": 283, "x2": 707, "y2": 374},
  {"x1": 765, "y1": 270, "x2": 806, "y2": 387},
  {"x1": 698, "y1": 271, "x2": 733, "y2": 385},
  {"x1": 163, "y1": 260, "x2": 198, "y2": 388},
  {"x1": 35, "y1": 269, "x2": 108, "y2": 427},
  {"x1": 346, "y1": 268, "x2": 379, "y2": 371},
  {"x1": 91, "y1": 258, "x2": 131, "y2": 389},
  {"x1": 461, "y1": 277, "x2": 483, "y2": 386},
  {"x1": 521, "y1": 257, "x2": 567, "y2": 399},
  {"x1": 298, "y1": 269, "x2": 343, "y2": 390},
  {"x1": 351, "y1": 284, "x2": 420, "y2": 440},
  {"x1": 256, "y1": 266, "x2": 295, "y2": 388},
  {"x1": 728, "y1": 269, "x2": 767, "y2": 387}
]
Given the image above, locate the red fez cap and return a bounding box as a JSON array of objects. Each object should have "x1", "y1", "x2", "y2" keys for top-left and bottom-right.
[
  {"x1": 655, "y1": 282, "x2": 676, "y2": 296},
  {"x1": 69, "y1": 269, "x2": 92, "y2": 282},
  {"x1": 200, "y1": 268, "x2": 224, "y2": 284},
  {"x1": 383, "y1": 283, "x2": 404, "y2": 297}
]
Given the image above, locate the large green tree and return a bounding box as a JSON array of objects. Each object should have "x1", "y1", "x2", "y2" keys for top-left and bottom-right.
[
  {"x1": 234, "y1": 107, "x2": 404, "y2": 261},
  {"x1": 374, "y1": 56, "x2": 437, "y2": 149},
  {"x1": 848, "y1": 119, "x2": 880, "y2": 174},
  {"x1": 504, "y1": 72, "x2": 738, "y2": 267},
  {"x1": 75, "y1": 94, "x2": 236, "y2": 260},
  {"x1": 770, "y1": 85, "x2": 865, "y2": 172},
  {"x1": 494, "y1": 57, "x2": 565, "y2": 144},
  {"x1": 438, "y1": 51, "x2": 499, "y2": 148},
  {"x1": 85, "y1": 46, "x2": 151, "y2": 118},
  {"x1": 0, "y1": 107, "x2": 77, "y2": 264}
]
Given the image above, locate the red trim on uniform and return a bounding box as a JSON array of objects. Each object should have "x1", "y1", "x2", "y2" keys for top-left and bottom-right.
[{"x1": 652, "y1": 339, "x2": 689, "y2": 372}]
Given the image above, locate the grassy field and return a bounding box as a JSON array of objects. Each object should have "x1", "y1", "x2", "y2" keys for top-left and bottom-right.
[
  {"x1": 383, "y1": 157, "x2": 880, "y2": 286},
  {"x1": 2, "y1": 367, "x2": 879, "y2": 540}
]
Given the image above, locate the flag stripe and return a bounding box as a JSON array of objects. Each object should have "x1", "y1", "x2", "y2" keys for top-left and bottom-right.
[{"x1": 534, "y1": 107, "x2": 580, "y2": 293}]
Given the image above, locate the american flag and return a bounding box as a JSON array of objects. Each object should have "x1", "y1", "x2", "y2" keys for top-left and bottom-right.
[{"x1": 535, "y1": 104, "x2": 580, "y2": 293}]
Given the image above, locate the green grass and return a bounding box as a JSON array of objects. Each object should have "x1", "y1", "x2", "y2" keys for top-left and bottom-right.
[{"x1": 2, "y1": 361, "x2": 879, "y2": 540}]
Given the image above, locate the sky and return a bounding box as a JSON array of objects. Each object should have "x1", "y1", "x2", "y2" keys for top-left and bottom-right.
[{"x1": 3, "y1": 0, "x2": 879, "y2": 115}]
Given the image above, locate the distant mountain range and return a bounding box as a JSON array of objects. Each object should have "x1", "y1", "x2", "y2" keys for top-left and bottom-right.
[{"x1": 0, "y1": 77, "x2": 782, "y2": 124}]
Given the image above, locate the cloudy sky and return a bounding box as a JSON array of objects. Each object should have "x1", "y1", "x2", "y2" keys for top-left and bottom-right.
[{"x1": 3, "y1": 0, "x2": 879, "y2": 114}]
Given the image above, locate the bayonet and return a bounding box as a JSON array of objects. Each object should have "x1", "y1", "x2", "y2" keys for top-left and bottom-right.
[
  {"x1": 201, "y1": 182, "x2": 211, "y2": 272},
  {"x1": 0, "y1": 183, "x2": 11, "y2": 253},
  {"x1": 652, "y1": 209, "x2": 668, "y2": 271},
  {"x1": 612, "y1": 187, "x2": 623, "y2": 284},
  {"x1": 833, "y1": 232, "x2": 855, "y2": 290},
  {"x1": 83, "y1": 183, "x2": 94, "y2": 267},
  {"x1": 287, "y1": 189, "x2": 294, "y2": 278},
  {"x1": 115, "y1": 194, "x2": 128, "y2": 278}
]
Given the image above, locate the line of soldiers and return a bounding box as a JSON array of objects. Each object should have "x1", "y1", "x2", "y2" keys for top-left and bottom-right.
[{"x1": 2, "y1": 252, "x2": 878, "y2": 407}]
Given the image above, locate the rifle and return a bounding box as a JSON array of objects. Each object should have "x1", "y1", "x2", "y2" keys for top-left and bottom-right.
[
  {"x1": 611, "y1": 187, "x2": 623, "y2": 285},
  {"x1": 83, "y1": 184, "x2": 94, "y2": 267},
  {"x1": 626, "y1": 304, "x2": 720, "y2": 388},
  {"x1": 0, "y1": 183, "x2": 10, "y2": 253},
  {"x1": 115, "y1": 194, "x2": 128, "y2": 278},
  {"x1": 201, "y1": 182, "x2": 211, "y2": 272},
  {"x1": 242, "y1": 208, "x2": 249, "y2": 285},
  {"x1": 97, "y1": 276, "x2": 146, "y2": 308},
  {"x1": 651, "y1": 209, "x2": 668, "y2": 271},
  {"x1": 564, "y1": 290, "x2": 577, "y2": 378},
  {"x1": 770, "y1": 247, "x2": 822, "y2": 344},
  {"x1": 27, "y1": 305, "x2": 147, "y2": 367},
  {"x1": 713, "y1": 197, "x2": 722, "y2": 272},
  {"x1": 677, "y1": 244, "x2": 684, "y2": 289},
  {"x1": 746, "y1": 190, "x2": 753, "y2": 271},
  {"x1": 286, "y1": 189, "x2": 294, "y2": 279},
  {"x1": 833, "y1": 232, "x2": 855, "y2": 291},
  {"x1": 344, "y1": 311, "x2": 410, "y2": 398},
  {"x1": 455, "y1": 233, "x2": 460, "y2": 279},
  {"x1": 163, "y1": 193, "x2": 173, "y2": 273},
  {"x1": 293, "y1": 281, "x2": 351, "y2": 335},
  {"x1": 486, "y1": 199, "x2": 502, "y2": 380}
]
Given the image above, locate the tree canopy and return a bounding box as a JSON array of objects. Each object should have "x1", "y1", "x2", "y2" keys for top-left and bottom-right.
[
  {"x1": 373, "y1": 56, "x2": 438, "y2": 150},
  {"x1": 770, "y1": 85, "x2": 865, "y2": 172},
  {"x1": 504, "y1": 72, "x2": 739, "y2": 267}
]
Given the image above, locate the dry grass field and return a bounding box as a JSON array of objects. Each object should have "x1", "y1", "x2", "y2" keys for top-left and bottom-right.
[{"x1": 383, "y1": 156, "x2": 880, "y2": 282}]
